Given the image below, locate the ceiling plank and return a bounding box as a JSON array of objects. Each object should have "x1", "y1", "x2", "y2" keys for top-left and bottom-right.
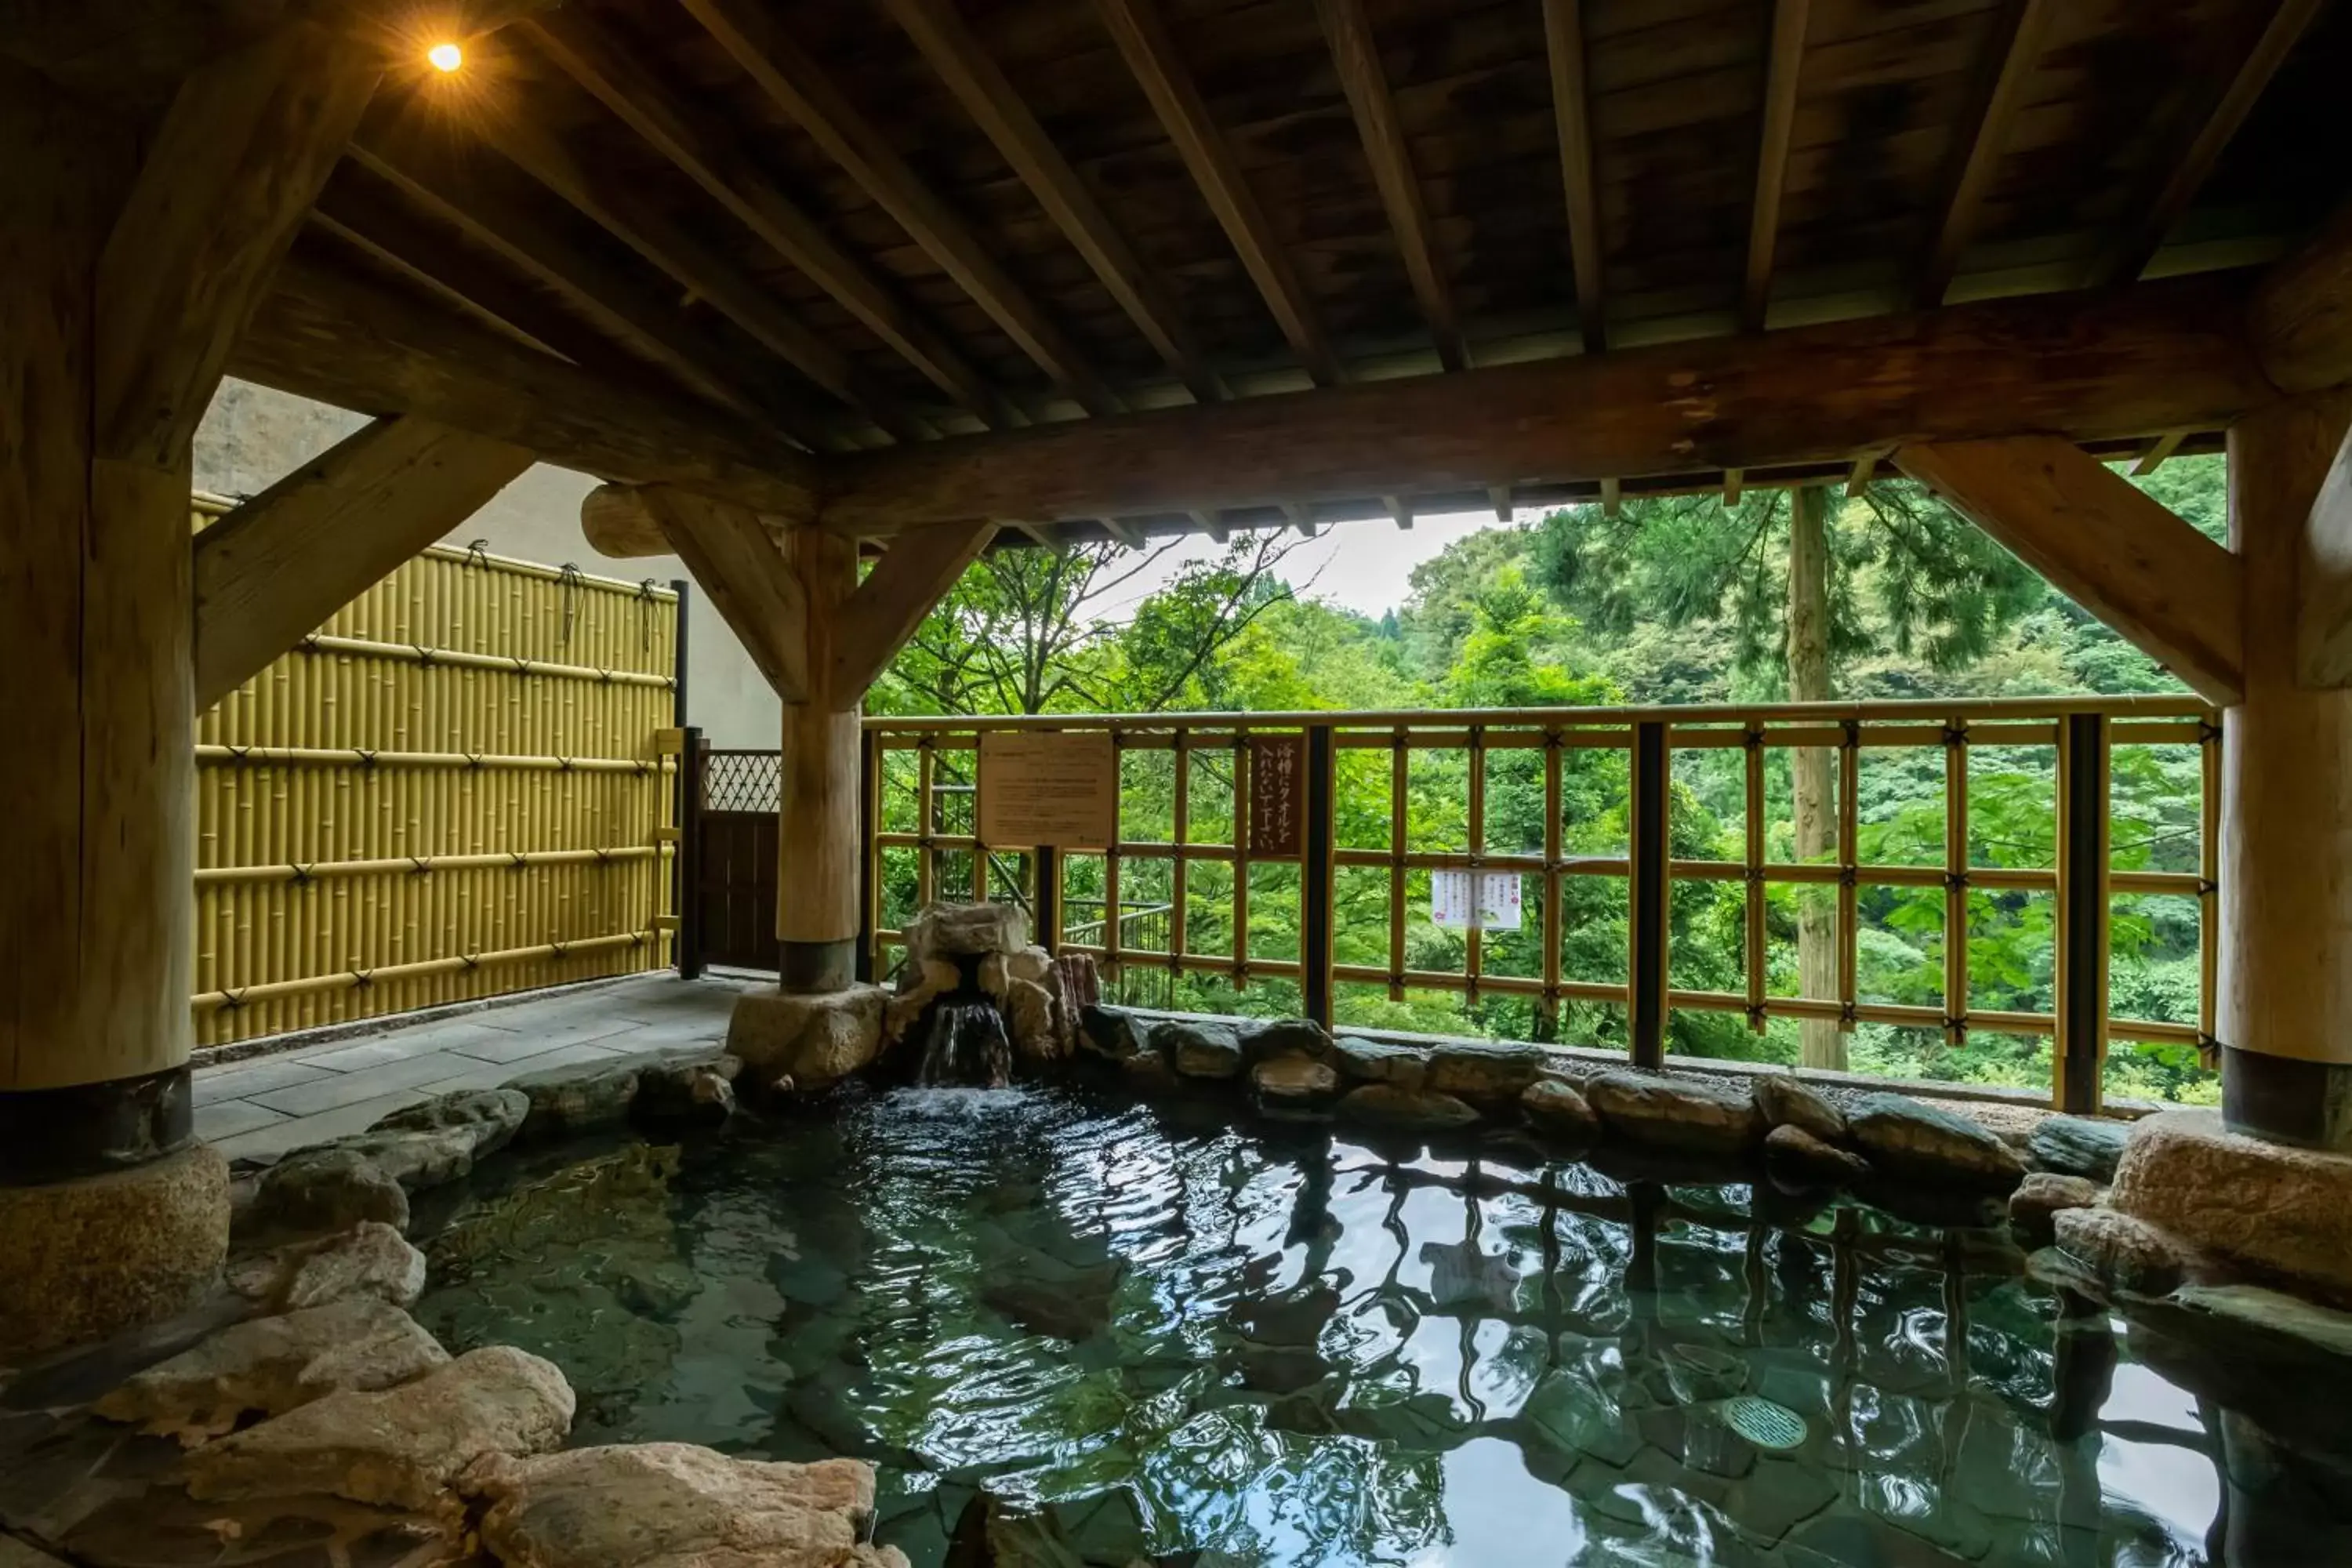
[
  {"x1": 1915, "y1": 0, "x2": 2053, "y2": 309},
  {"x1": 446, "y1": 79, "x2": 922, "y2": 442},
  {"x1": 2103, "y1": 0, "x2": 2327, "y2": 287},
  {"x1": 194, "y1": 415, "x2": 532, "y2": 709},
  {"x1": 681, "y1": 0, "x2": 1121, "y2": 419},
  {"x1": 1896, "y1": 436, "x2": 2243, "y2": 704},
  {"x1": 235, "y1": 248, "x2": 826, "y2": 518},
  {"x1": 1539, "y1": 0, "x2": 1606, "y2": 354},
  {"x1": 1094, "y1": 0, "x2": 1345, "y2": 387},
  {"x1": 1315, "y1": 0, "x2": 1461, "y2": 372},
  {"x1": 879, "y1": 0, "x2": 1223, "y2": 408},
  {"x1": 352, "y1": 132, "x2": 794, "y2": 428},
  {"x1": 816, "y1": 274, "x2": 2274, "y2": 533},
  {"x1": 521, "y1": 10, "x2": 1011, "y2": 428},
  {"x1": 1740, "y1": 0, "x2": 1810, "y2": 332}
]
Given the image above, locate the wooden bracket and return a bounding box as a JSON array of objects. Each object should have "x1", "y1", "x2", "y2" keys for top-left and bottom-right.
[
  {"x1": 194, "y1": 416, "x2": 532, "y2": 710},
  {"x1": 831, "y1": 520, "x2": 996, "y2": 700},
  {"x1": 635, "y1": 485, "x2": 811, "y2": 702},
  {"x1": 1896, "y1": 434, "x2": 2245, "y2": 705}
]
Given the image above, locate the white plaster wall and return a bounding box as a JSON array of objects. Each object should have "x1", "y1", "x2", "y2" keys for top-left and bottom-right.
[{"x1": 193, "y1": 379, "x2": 781, "y2": 748}]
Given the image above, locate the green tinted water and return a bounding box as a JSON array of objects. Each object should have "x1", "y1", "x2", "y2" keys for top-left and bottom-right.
[{"x1": 412, "y1": 1085, "x2": 2219, "y2": 1566}]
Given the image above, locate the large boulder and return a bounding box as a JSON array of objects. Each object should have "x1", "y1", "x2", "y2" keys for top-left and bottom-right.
[
  {"x1": 1845, "y1": 1094, "x2": 2027, "y2": 1192},
  {"x1": 630, "y1": 1052, "x2": 741, "y2": 1129},
  {"x1": 1425, "y1": 1040, "x2": 1549, "y2": 1103},
  {"x1": 2009, "y1": 1171, "x2": 2103, "y2": 1247},
  {"x1": 511, "y1": 1058, "x2": 644, "y2": 1138},
  {"x1": 1337, "y1": 1083, "x2": 1479, "y2": 1131},
  {"x1": 1520, "y1": 1079, "x2": 1601, "y2": 1145},
  {"x1": 2054, "y1": 1206, "x2": 2198, "y2": 1298},
  {"x1": 1163, "y1": 1018, "x2": 1243, "y2": 1080},
  {"x1": 1584, "y1": 1071, "x2": 1763, "y2": 1157},
  {"x1": 1331, "y1": 1034, "x2": 1430, "y2": 1091},
  {"x1": 187, "y1": 1345, "x2": 575, "y2": 1511},
  {"x1": 2110, "y1": 1108, "x2": 2352, "y2": 1305},
  {"x1": 2028, "y1": 1114, "x2": 2131, "y2": 1181},
  {"x1": 238, "y1": 1220, "x2": 430, "y2": 1312},
  {"x1": 244, "y1": 1145, "x2": 408, "y2": 1237},
  {"x1": 905, "y1": 901, "x2": 1025, "y2": 960},
  {"x1": 93, "y1": 1297, "x2": 448, "y2": 1444},
  {"x1": 1241, "y1": 1018, "x2": 1334, "y2": 1063},
  {"x1": 1762, "y1": 1123, "x2": 1869, "y2": 1189},
  {"x1": 372, "y1": 1088, "x2": 528, "y2": 1159},
  {"x1": 1077, "y1": 1004, "x2": 1156, "y2": 1062},
  {"x1": 464, "y1": 1443, "x2": 902, "y2": 1568},
  {"x1": 1751, "y1": 1074, "x2": 1847, "y2": 1144},
  {"x1": 728, "y1": 985, "x2": 887, "y2": 1091},
  {"x1": 998, "y1": 977, "x2": 1064, "y2": 1063},
  {"x1": 1253, "y1": 1056, "x2": 1340, "y2": 1111}
]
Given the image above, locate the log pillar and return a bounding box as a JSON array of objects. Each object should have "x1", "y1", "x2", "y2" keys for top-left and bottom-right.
[
  {"x1": 2219, "y1": 394, "x2": 2352, "y2": 1150},
  {"x1": 779, "y1": 526, "x2": 862, "y2": 994}
]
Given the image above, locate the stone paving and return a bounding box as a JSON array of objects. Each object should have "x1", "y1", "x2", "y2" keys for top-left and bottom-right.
[{"x1": 193, "y1": 975, "x2": 753, "y2": 1163}]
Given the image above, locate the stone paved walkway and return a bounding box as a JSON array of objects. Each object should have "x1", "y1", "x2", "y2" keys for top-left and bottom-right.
[{"x1": 192, "y1": 974, "x2": 753, "y2": 1163}]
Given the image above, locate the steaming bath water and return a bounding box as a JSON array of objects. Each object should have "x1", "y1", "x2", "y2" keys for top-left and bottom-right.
[{"x1": 411, "y1": 1084, "x2": 2220, "y2": 1566}]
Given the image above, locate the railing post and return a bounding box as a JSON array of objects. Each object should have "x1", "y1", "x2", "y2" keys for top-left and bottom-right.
[
  {"x1": 1035, "y1": 845, "x2": 1060, "y2": 954},
  {"x1": 1629, "y1": 720, "x2": 1670, "y2": 1069},
  {"x1": 1304, "y1": 723, "x2": 1336, "y2": 1031},
  {"x1": 855, "y1": 726, "x2": 878, "y2": 985},
  {"x1": 677, "y1": 728, "x2": 706, "y2": 980},
  {"x1": 2056, "y1": 711, "x2": 2110, "y2": 1113}
]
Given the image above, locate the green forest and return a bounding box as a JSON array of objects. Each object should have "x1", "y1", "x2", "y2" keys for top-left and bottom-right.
[{"x1": 868, "y1": 456, "x2": 2226, "y2": 1107}]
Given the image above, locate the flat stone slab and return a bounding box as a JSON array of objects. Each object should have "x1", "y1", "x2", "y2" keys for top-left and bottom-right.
[
  {"x1": 1585, "y1": 1071, "x2": 1762, "y2": 1157},
  {"x1": 2111, "y1": 1108, "x2": 2352, "y2": 1303},
  {"x1": 1337, "y1": 1083, "x2": 1479, "y2": 1131},
  {"x1": 1846, "y1": 1093, "x2": 2026, "y2": 1192}
]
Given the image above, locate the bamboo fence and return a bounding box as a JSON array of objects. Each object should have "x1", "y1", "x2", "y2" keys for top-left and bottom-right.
[{"x1": 190, "y1": 493, "x2": 681, "y2": 1047}]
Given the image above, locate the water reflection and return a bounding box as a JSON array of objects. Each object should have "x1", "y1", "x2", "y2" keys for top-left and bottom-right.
[{"x1": 414, "y1": 1085, "x2": 2256, "y2": 1566}]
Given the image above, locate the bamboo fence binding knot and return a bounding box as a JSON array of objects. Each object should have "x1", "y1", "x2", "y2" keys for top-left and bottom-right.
[{"x1": 558, "y1": 563, "x2": 583, "y2": 646}]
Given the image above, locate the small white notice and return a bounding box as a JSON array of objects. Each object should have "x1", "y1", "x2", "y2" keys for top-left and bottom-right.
[{"x1": 1431, "y1": 871, "x2": 1524, "y2": 931}]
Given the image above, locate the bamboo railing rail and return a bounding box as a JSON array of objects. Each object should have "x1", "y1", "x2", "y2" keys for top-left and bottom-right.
[
  {"x1": 190, "y1": 492, "x2": 683, "y2": 1046},
  {"x1": 862, "y1": 694, "x2": 2219, "y2": 1112}
]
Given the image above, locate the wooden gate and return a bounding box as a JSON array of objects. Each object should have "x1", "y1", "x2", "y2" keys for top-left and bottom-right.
[{"x1": 686, "y1": 748, "x2": 782, "y2": 972}]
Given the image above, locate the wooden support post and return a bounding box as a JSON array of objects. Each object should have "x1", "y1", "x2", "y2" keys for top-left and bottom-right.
[
  {"x1": 2055, "y1": 712, "x2": 2110, "y2": 1113},
  {"x1": 194, "y1": 416, "x2": 532, "y2": 710},
  {"x1": 2220, "y1": 394, "x2": 2352, "y2": 1149},
  {"x1": 778, "y1": 526, "x2": 861, "y2": 993},
  {"x1": 677, "y1": 728, "x2": 707, "y2": 981},
  {"x1": 1303, "y1": 724, "x2": 1337, "y2": 1030},
  {"x1": 855, "y1": 727, "x2": 880, "y2": 985},
  {"x1": 1629, "y1": 720, "x2": 1671, "y2": 1069}
]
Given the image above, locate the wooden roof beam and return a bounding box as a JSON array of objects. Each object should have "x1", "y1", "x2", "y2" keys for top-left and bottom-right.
[
  {"x1": 2103, "y1": 0, "x2": 2325, "y2": 288},
  {"x1": 1539, "y1": 0, "x2": 1606, "y2": 354},
  {"x1": 1896, "y1": 436, "x2": 2243, "y2": 703},
  {"x1": 681, "y1": 0, "x2": 1121, "y2": 419},
  {"x1": 2250, "y1": 201, "x2": 2352, "y2": 395},
  {"x1": 1316, "y1": 0, "x2": 1462, "y2": 372},
  {"x1": 1740, "y1": 0, "x2": 1810, "y2": 332},
  {"x1": 444, "y1": 80, "x2": 921, "y2": 444},
  {"x1": 1915, "y1": 0, "x2": 2054, "y2": 310},
  {"x1": 1095, "y1": 0, "x2": 1345, "y2": 387},
  {"x1": 194, "y1": 416, "x2": 532, "y2": 708},
  {"x1": 234, "y1": 248, "x2": 826, "y2": 518},
  {"x1": 879, "y1": 0, "x2": 1223, "y2": 408},
  {"x1": 815, "y1": 273, "x2": 2274, "y2": 532},
  {"x1": 520, "y1": 11, "x2": 1011, "y2": 429}
]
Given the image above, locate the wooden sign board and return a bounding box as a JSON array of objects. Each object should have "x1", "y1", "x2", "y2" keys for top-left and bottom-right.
[
  {"x1": 978, "y1": 731, "x2": 1116, "y2": 849},
  {"x1": 1248, "y1": 733, "x2": 1307, "y2": 858}
]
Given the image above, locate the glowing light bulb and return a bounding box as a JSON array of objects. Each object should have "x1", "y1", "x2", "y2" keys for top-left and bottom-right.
[{"x1": 427, "y1": 42, "x2": 463, "y2": 73}]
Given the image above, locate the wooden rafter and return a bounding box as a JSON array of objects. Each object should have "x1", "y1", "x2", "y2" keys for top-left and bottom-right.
[
  {"x1": 1897, "y1": 436, "x2": 2244, "y2": 703},
  {"x1": 98, "y1": 24, "x2": 379, "y2": 466},
  {"x1": 1915, "y1": 0, "x2": 2053, "y2": 309},
  {"x1": 237, "y1": 250, "x2": 826, "y2": 519},
  {"x1": 2103, "y1": 0, "x2": 2327, "y2": 287},
  {"x1": 1539, "y1": 0, "x2": 1606, "y2": 354},
  {"x1": 680, "y1": 0, "x2": 1121, "y2": 418},
  {"x1": 879, "y1": 0, "x2": 1222, "y2": 407},
  {"x1": 1316, "y1": 0, "x2": 1461, "y2": 372},
  {"x1": 1740, "y1": 0, "x2": 1810, "y2": 332},
  {"x1": 447, "y1": 80, "x2": 920, "y2": 443},
  {"x1": 1489, "y1": 486, "x2": 1512, "y2": 522},
  {"x1": 1385, "y1": 496, "x2": 1414, "y2": 530},
  {"x1": 815, "y1": 274, "x2": 2271, "y2": 533},
  {"x1": 351, "y1": 134, "x2": 785, "y2": 425},
  {"x1": 521, "y1": 11, "x2": 1011, "y2": 428},
  {"x1": 194, "y1": 416, "x2": 532, "y2": 709},
  {"x1": 1095, "y1": 0, "x2": 1345, "y2": 387}
]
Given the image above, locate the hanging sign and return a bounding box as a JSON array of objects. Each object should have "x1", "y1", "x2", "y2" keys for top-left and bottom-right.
[
  {"x1": 978, "y1": 731, "x2": 1116, "y2": 848},
  {"x1": 1432, "y1": 871, "x2": 1525, "y2": 931},
  {"x1": 1247, "y1": 733, "x2": 1307, "y2": 858}
]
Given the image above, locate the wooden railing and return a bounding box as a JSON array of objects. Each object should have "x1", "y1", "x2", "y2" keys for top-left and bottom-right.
[{"x1": 862, "y1": 695, "x2": 2219, "y2": 1112}]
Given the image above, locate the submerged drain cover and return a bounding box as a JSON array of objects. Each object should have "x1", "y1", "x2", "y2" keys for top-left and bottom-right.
[{"x1": 1723, "y1": 1396, "x2": 1807, "y2": 1450}]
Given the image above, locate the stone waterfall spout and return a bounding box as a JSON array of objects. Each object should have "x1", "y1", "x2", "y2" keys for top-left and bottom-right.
[
  {"x1": 883, "y1": 901, "x2": 1080, "y2": 1078},
  {"x1": 914, "y1": 953, "x2": 1014, "y2": 1087}
]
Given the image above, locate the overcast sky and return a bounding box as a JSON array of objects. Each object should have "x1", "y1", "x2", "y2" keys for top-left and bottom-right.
[{"x1": 1097, "y1": 507, "x2": 1511, "y2": 620}]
